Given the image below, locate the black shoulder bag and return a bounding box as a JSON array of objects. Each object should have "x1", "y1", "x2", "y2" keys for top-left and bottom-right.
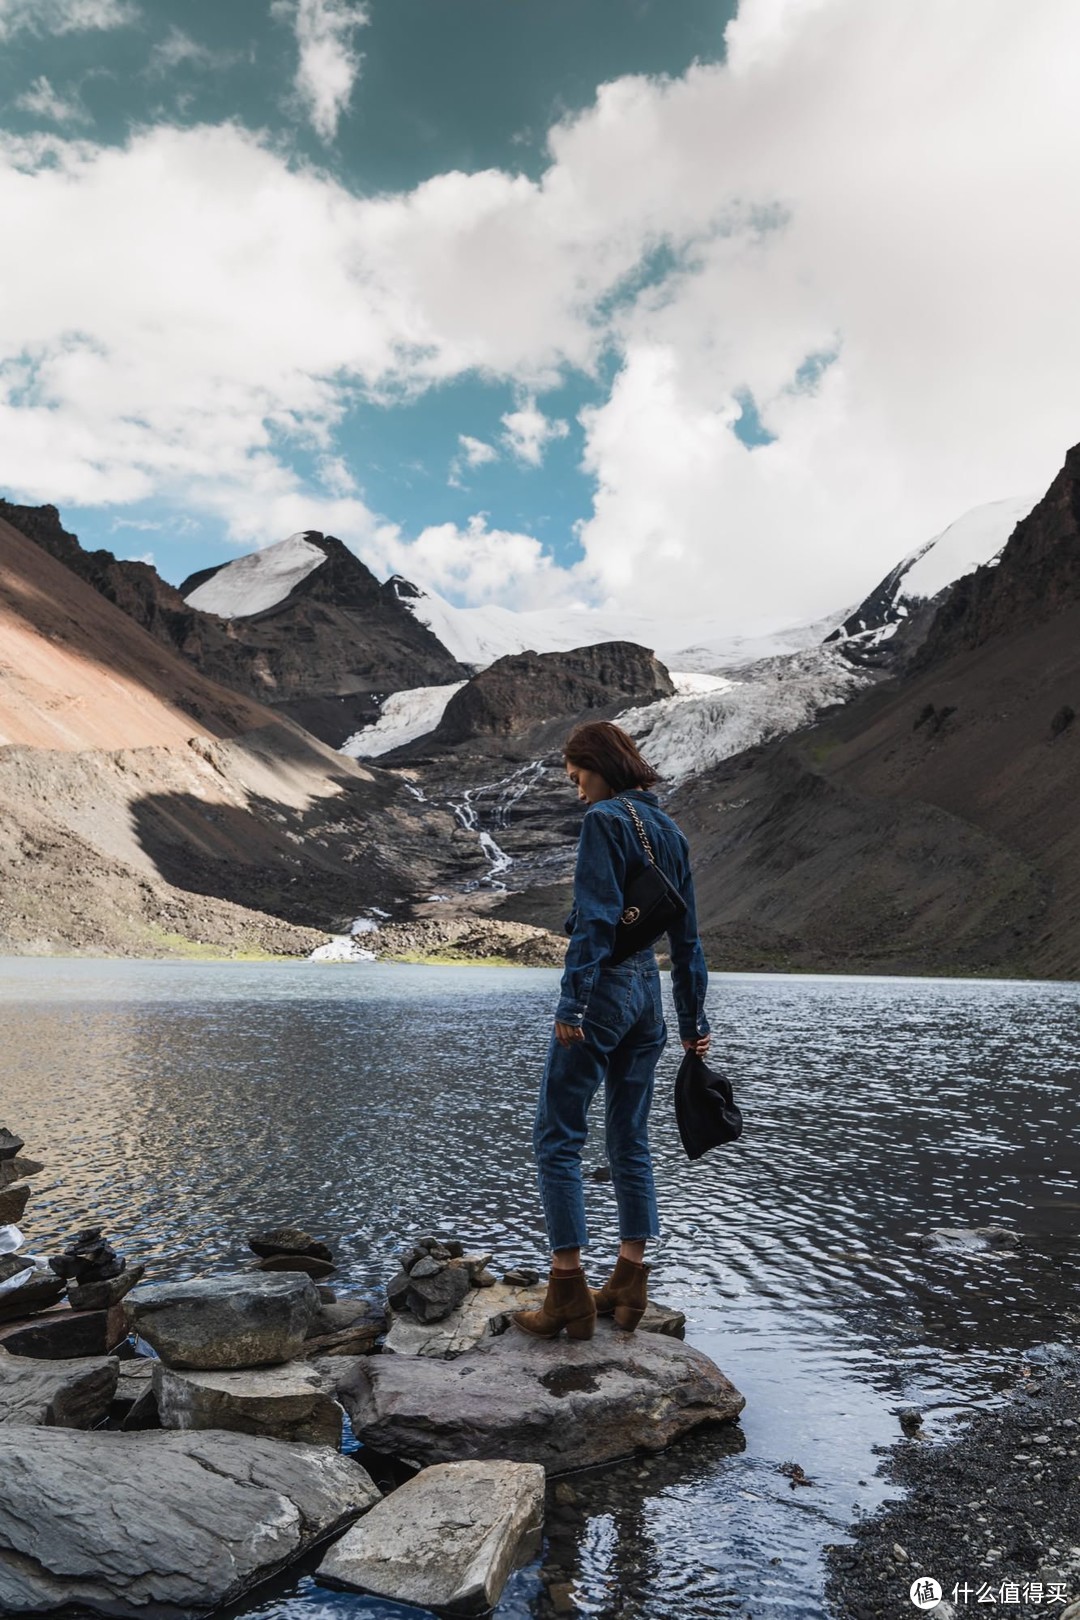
[{"x1": 608, "y1": 795, "x2": 688, "y2": 965}]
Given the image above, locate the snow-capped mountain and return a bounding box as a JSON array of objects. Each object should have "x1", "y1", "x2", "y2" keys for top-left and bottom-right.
[
  {"x1": 383, "y1": 575, "x2": 838, "y2": 675},
  {"x1": 825, "y1": 495, "x2": 1038, "y2": 653},
  {"x1": 184, "y1": 532, "x2": 328, "y2": 617}
]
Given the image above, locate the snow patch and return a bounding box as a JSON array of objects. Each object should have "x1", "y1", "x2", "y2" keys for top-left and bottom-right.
[
  {"x1": 896, "y1": 495, "x2": 1038, "y2": 602},
  {"x1": 185, "y1": 532, "x2": 327, "y2": 618},
  {"x1": 341, "y1": 681, "x2": 467, "y2": 758},
  {"x1": 308, "y1": 935, "x2": 378, "y2": 962}
]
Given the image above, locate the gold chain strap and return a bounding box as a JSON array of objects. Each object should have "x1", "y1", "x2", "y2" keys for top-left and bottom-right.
[{"x1": 619, "y1": 795, "x2": 656, "y2": 865}]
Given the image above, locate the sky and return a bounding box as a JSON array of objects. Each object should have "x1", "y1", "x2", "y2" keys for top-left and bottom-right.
[{"x1": 1, "y1": 0, "x2": 1079, "y2": 632}]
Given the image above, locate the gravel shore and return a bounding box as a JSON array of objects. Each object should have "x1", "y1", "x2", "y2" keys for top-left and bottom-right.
[{"x1": 824, "y1": 1343, "x2": 1080, "y2": 1620}]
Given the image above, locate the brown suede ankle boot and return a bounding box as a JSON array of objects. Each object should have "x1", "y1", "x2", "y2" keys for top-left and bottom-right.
[
  {"x1": 511, "y1": 1266, "x2": 597, "y2": 1340},
  {"x1": 590, "y1": 1255, "x2": 648, "y2": 1330}
]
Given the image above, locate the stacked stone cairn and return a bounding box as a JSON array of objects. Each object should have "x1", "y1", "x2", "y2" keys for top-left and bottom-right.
[
  {"x1": 386, "y1": 1233, "x2": 499, "y2": 1323},
  {"x1": 247, "y1": 1224, "x2": 336, "y2": 1282},
  {"x1": 50, "y1": 1228, "x2": 146, "y2": 1309},
  {"x1": 0, "y1": 1127, "x2": 63, "y2": 1325}
]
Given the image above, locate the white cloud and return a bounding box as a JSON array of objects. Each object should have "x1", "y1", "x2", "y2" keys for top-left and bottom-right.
[
  {"x1": 2, "y1": 0, "x2": 1080, "y2": 625},
  {"x1": 448, "y1": 432, "x2": 499, "y2": 488},
  {"x1": 0, "y1": 0, "x2": 137, "y2": 39},
  {"x1": 367, "y1": 513, "x2": 580, "y2": 610},
  {"x1": 14, "y1": 76, "x2": 89, "y2": 126},
  {"x1": 459, "y1": 434, "x2": 498, "y2": 468},
  {"x1": 147, "y1": 28, "x2": 239, "y2": 76},
  {"x1": 500, "y1": 397, "x2": 569, "y2": 467},
  {"x1": 275, "y1": 0, "x2": 369, "y2": 143}
]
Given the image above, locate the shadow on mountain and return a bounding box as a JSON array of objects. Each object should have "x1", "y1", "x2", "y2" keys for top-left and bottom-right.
[{"x1": 127, "y1": 774, "x2": 472, "y2": 931}]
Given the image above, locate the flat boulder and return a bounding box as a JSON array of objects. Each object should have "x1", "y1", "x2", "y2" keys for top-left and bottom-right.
[
  {"x1": 317, "y1": 1459, "x2": 544, "y2": 1615},
  {"x1": 338, "y1": 1319, "x2": 744, "y2": 1473},
  {"x1": 125, "y1": 1273, "x2": 318, "y2": 1369},
  {"x1": 386, "y1": 1282, "x2": 685, "y2": 1359},
  {"x1": 0, "y1": 1350, "x2": 118, "y2": 1428},
  {"x1": 155, "y1": 1360, "x2": 344, "y2": 1447},
  {"x1": 0, "y1": 1426, "x2": 379, "y2": 1618}
]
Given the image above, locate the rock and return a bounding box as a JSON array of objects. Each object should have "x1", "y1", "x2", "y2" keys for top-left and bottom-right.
[
  {"x1": 0, "y1": 1266, "x2": 65, "y2": 1324},
  {"x1": 411, "y1": 1255, "x2": 444, "y2": 1279},
  {"x1": 114, "y1": 1357, "x2": 156, "y2": 1405},
  {"x1": 462, "y1": 1253, "x2": 494, "y2": 1284},
  {"x1": 125, "y1": 1273, "x2": 318, "y2": 1369},
  {"x1": 317, "y1": 1458, "x2": 544, "y2": 1615},
  {"x1": 503, "y1": 1267, "x2": 541, "y2": 1287},
  {"x1": 474, "y1": 1269, "x2": 498, "y2": 1288},
  {"x1": 302, "y1": 1297, "x2": 387, "y2": 1356},
  {"x1": 0, "y1": 1185, "x2": 30, "y2": 1227},
  {"x1": 154, "y1": 1360, "x2": 345, "y2": 1447},
  {"x1": 0, "y1": 1130, "x2": 24, "y2": 1161},
  {"x1": 0, "y1": 1427, "x2": 380, "y2": 1617},
  {"x1": 0, "y1": 1156, "x2": 43, "y2": 1189},
  {"x1": 913, "y1": 1226, "x2": 1022, "y2": 1252},
  {"x1": 0, "y1": 1350, "x2": 119, "y2": 1428},
  {"x1": 386, "y1": 1284, "x2": 685, "y2": 1360},
  {"x1": 316, "y1": 1285, "x2": 337, "y2": 1303},
  {"x1": 247, "y1": 1227, "x2": 334, "y2": 1263},
  {"x1": 49, "y1": 1227, "x2": 125, "y2": 1285},
  {"x1": 256, "y1": 1253, "x2": 335, "y2": 1280},
  {"x1": 337, "y1": 1319, "x2": 744, "y2": 1472},
  {"x1": 386, "y1": 1269, "x2": 411, "y2": 1310},
  {"x1": 0, "y1": 1254, "x2": 32, "y2": 1284},
  {"x1": 407, "y1": 1261, "x2": 471, "y2": 1325},
  {"x1": 68, "y1": 1261, "x2": 146, "y2": 1311},
  {"x1": 0, "y1": 1300, "x2": 128, "y2": 1358}
]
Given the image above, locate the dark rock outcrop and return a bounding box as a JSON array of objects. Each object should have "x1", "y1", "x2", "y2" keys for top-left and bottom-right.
[
  {"x1": 0, "y1": 505, "x2": 466, "y2": 746},
  {"x1": 432, "y1": 642, "x2": 674, "y2": 747}
]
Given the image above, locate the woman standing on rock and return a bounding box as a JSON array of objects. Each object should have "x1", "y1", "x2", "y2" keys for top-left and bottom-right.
[{"x1": 513, "y1": 721, "x2": 711, "y2": 1343}]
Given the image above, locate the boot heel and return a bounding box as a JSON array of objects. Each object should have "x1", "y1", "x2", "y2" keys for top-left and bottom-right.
[
  {"x1": 565, "y1": 1315, "x2": 596, "y2": 1340},
  {"x1": 613, "y1": 1305, "x2": 644, "y2": 1331}
]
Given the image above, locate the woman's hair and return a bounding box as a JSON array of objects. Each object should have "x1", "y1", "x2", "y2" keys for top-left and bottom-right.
[{"x1": 563, "y1": 721, "x2": 661, "y2": 791}]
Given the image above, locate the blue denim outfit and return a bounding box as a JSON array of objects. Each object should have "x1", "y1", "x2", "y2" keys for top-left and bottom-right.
[{"x1": 533, "y1": 789, "x2": 710, "y2": 1253}]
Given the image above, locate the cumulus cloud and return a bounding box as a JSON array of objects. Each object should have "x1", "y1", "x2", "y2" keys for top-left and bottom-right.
[
  {"x1": 0, "y1": 0, "x2": 137, "y2": 39},
  {"x1": 367, "y1": 512, "x2": 580, "y2": 610},
  {"x1": 500, "y1": 397, "x2": 569, "y2": 467},
  {"x1": 2, "y1": 0, "x2": 1080, "y2": 620},
  {"x1": 275, "y1": 0, "x2": 369, "y2": 143},
  {"x1": 14, "y1": 76, "x2": 90, "y2": 125}
]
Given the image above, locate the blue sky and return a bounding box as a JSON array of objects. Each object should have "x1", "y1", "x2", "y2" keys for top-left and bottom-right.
[{"x1": 0, "y1": 1, "x2": 1077, "y2": 626}]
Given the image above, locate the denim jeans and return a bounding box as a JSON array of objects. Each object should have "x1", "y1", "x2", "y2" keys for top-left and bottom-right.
[{"x1": 534, "y1": 950, "x2": 667, "y2": 1253}]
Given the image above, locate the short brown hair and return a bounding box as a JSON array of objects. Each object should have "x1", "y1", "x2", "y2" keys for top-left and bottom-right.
[{"x1": 563, "y1": 721, "x2": 661, "y2": 791}]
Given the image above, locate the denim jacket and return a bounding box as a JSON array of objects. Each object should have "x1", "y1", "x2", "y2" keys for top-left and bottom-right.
[{"x1": 555, "y1": 789, "x2": 710, "y2": 1042}]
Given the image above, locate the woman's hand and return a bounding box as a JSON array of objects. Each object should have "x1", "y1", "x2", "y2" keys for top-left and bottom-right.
[
  {"x1": 555, "y1": 1020, "x2": 585, "y2": 1048},
  {"x1": 682, "y1": 1034, "x2": 711, "y2": 1056}
]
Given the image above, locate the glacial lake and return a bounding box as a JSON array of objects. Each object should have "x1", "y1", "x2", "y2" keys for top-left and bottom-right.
[{"x1": 2, "y1": 959, "x2": 1079, "y2": 1620}]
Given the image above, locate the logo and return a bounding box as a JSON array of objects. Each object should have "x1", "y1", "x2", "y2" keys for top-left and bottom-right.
[
  {"x1": 620, "y1": 906, "x2": 641, "y2": 925},
  {"x1": 910, "y1": 1577, "x2": 943, "y2": 1610}
]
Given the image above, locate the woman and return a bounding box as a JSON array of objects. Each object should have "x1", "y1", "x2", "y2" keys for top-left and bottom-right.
[{"x1": 512, "y1": 720, "x2": 711, "y2": 1343}]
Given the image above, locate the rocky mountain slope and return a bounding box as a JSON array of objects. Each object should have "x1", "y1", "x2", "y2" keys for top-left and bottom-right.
[
  {"x1": 665, "y1": 445, "x2": 1080, "y2": 978},
  {"x1": 0, "y1": 514, "x2": 463, "y2": 957},
  {"x1": 1, "y1": 505, "x2": 466, "y2": 748}
]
